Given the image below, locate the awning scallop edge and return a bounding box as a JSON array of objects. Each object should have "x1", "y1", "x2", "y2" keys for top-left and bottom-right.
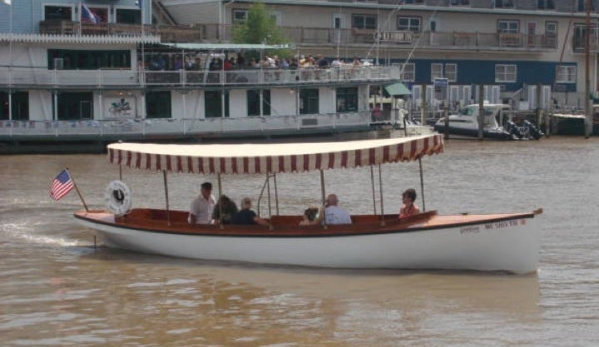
[{"x1": 107, "y1": 134, "x2": 444, "y2": 175}]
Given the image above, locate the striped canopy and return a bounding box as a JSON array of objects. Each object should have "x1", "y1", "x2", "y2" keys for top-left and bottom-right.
[{"x1": 107, "y1": 134, "x2": 444, "y2": 175}]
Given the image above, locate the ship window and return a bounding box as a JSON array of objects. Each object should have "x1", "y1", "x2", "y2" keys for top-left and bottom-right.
[
  {"x1": 300, "y1": 89, "x2": 319, "y2": 114},
  {"x1": 537, "y1": 0, "x2": 555, "y2": 10},
  {"x1": 336, "y1": 87, "x2": 358, "y2": 112},
  {"x1": 494, "y1": 0, "x2": 514, "y2": 8},
  {"x1": 233, "y1": 9, "x2": 248, "y2": 24},
  {"x1": 495, "y1": 64, "x2": 517, "y2": 83},
  {"x1": 431, "y1": 64, "x2": 443, "y2": 80},
  {"x1": 205, "y1": 91, "x2": 230, "y2": 118},
  {"x1": 48, "y1": 50, "x2": 131, "y2": 70},
  {"x1": 397, "y1": 17, "x2": 421, "y2": 32},
  {"x1": 497, "y1": 20, "x2": 519, "y2": 34},
  {"x1": 55, "y1": 92, "x2": 93, "y2": 120},
  {"x1": 247, "y1": 90, "x2": 271, "y2": 116},
  {"x1": 44, "y1": 5, "x2": 73, "y2": 21},
  {"x1": 399, "y1": 63, "x2": 415, "y2": 82},
  {"x1": 0, "y1": 92, "x2": 29, "y2": 121},
  {"x1": 403, "y1": 0, "x2": 424, "y2": 4},
  {"x1": 352, "y1": 15, "x2": 377, "y2": 29},
  {"x1": 577, "y1": 0, "x2": 594, "y2": 11},
  {"x1": 556, "y1": 66, "x2": 576, "y2": 83},
  {"x1": 115, "y1": 8, "x2": 141, "y2": 25},
  {"x1": 449, "y1": 0, "x2": 469, "y2": 6},
  {"x1": 146, "y1": 91, "x2": 172, "y2": 119}
]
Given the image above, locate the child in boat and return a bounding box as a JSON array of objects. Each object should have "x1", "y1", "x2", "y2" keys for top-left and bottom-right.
[
  {"x1": 231, "y1": 197, "x2": 269, "y2": 226},
  {"x1": 399, "y1": 188, "x2": 420, "y2": 218},
  {"x1": 299, "y1": 206, "x2": 319, "y2": 226}
]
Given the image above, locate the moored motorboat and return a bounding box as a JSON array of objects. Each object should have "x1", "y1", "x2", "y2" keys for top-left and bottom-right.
[
  {"x1": 434, "y1": 103, "x2": 543, "y2": 140},
  {"x1": 73, "y1": 134, "x2": 542, "y2": 274}
]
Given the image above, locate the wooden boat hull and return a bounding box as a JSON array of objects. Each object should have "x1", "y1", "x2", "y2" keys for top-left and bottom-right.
[{"x1": 74, "y1": 208, "x2": 541, "y2": 274}]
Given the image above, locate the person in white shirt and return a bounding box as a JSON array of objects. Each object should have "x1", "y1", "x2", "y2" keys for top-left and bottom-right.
[
  {"x1": 188, "y1": 182, "x2": 216, "y2": 225},
  {"x1": 315, "y1": 194, "x2": 352, "y2": 225}
]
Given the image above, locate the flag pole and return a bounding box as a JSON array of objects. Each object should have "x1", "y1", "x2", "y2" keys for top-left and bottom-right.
[{"x1": 66, "y1": 168, "x2": 89, "y2": 211}]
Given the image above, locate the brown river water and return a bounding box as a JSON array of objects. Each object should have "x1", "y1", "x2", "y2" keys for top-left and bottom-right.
[{"x1": 1, "y1": 136, "x2": 598, "y2": 346}]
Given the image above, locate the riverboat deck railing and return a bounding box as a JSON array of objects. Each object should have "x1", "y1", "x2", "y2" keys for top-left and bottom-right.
[
  {"x1": 37, "y1": 21, "x2": 563, "y2": 51},
  {"x1": 0, "y1": 65, "x2": 400, "y2": 88},
  {"x1": 0, "y1": 112, "x2": 371, "y2": 139}
]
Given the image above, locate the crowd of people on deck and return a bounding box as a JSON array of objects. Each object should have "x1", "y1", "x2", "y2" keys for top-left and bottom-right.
[
  {"x1": 143, "y1": 51, "x2": 368, "y2": 72},
  {"x1": 187, "y1": 182, "x2": 420, "y2": 228}
]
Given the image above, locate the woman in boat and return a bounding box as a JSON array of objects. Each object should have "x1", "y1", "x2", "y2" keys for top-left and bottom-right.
[
  {"x1": 399, "y1": 188, "x2": 420, "y2": 218},
  {"x1": 298, "y1": 206, "x2": 319, "y2": 226},
  {"x1": 231, "y1": 197, "x2": 269, "y2": 226},
  {"x1": 211, "y1": 195, "x2": 238, "y2": 225}
]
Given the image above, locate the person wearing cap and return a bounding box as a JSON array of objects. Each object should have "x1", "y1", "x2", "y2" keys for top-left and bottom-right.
[
  {"x1": 188, "y1": 182, "x2": 216, "y2": 225},
  {"x1": 231, "y1": 197, "x2": 269, "y2": 226},
  {"x1": 399, "y1": 188, "x2": 420, "y2": 218}
]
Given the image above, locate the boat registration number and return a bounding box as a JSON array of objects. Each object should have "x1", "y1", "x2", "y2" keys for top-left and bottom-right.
[{"x1": 460, "y1": 219, "x2": 525, "y2": 234}]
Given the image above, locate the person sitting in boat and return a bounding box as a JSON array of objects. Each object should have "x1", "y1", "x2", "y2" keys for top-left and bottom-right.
[
  {"x1": 314, "y1": 194, "x2": 352, "y2": 225},
  {"x1": 298, "y1": 206, "x2": 319, "y2": 226},
  {"x1": 231, "y1": 197, "x2": 269, "y2": 226},
  {"x1": 399, "y1": 188, "x2": 420, "y2": 219},
  {"x1": 211, "y1": 194, "x2": 238, "y2": 225},
  {"x1": 188, "y1": 182, "x2": 216, "y2": 225}
]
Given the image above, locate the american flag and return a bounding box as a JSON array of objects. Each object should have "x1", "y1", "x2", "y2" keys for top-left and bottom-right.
[{"x1": 50, "y1": 169, "x2": 75, "y2": 201}]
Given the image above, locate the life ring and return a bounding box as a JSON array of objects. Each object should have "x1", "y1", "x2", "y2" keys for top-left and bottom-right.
[{"x1": 104, "y1": 180, "x2": 132, "y2": 216}]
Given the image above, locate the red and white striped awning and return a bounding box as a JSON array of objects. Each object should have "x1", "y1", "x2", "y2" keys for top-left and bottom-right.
[{"x1": 107, "y1": 134, "x2": 444, "y2": 174}]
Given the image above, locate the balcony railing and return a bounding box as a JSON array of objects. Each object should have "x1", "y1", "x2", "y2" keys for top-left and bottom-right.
[
  {"x1": 0, "y1": 66, "x2": 401, "y2": 88},
  {"x1": 38, "y1": 21, "x2": 560, "y2": 51}
]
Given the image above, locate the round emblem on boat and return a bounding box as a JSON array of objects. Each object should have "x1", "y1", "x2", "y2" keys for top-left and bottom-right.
[{"x1": 104, "y1": 180, "x2": 132, "y2": 216}]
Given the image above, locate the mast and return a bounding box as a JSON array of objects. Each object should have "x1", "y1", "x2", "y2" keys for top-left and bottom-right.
[{"x1": 585, "y1": 0, "x2": 593, "y2": 138}]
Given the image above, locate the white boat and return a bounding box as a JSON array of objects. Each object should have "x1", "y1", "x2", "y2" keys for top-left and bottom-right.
[
  {"x1": 74, "y1": 134, "x2": 542, "y2": 274},
  {"x1": 433, "y1": 103, "x2": 543, "y2": 140}
]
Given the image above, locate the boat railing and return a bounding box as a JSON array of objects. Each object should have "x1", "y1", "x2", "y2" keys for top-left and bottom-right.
[
  {"x1": 0, "y1": 112, "x2": 371, "y2": 138},
  {"x1": 0, "y1": 65, "x2": 400, "y2": 88}
]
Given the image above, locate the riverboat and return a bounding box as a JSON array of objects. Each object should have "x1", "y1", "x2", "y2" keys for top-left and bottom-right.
[
  {"x1": 74, "y1": 134, "x2": 542, "y2": 274},
  {"x1": 433, "y1": 103, "x2": 543, "y2": 140}
]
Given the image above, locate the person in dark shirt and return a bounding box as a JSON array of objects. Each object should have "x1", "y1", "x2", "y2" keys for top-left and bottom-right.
[
  {"x1": 231, "y1": 197, "x2": 269, "y2": 226},
  {"x1": 212, "y1": 194, "x2": 238, "y2": 225}
]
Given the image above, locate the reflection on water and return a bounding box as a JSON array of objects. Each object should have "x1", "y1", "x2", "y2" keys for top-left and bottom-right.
[{"x1": 1, "y1": 136, "x2": 599, "y2": 346}]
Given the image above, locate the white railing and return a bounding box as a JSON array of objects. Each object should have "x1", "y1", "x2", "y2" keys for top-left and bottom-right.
[
  {"x1": 0, "y1": 66, "x2": 401, "y2": 87},
  {"x1": 0, "y1": 112, "x2": 372, "y2": 139}
]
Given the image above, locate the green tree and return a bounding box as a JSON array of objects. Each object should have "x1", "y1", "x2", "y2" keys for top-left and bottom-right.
[{"x1": 232, "y1": 2, "x2": 290, "y2": 59}]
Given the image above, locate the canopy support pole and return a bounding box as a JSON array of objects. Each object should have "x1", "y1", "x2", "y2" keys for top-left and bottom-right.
[
  {"x1": 163, "y1": 170, "x2": 171, "y2": 226},
  {"x1": 320, "y1": 169, "x2": 327, "y2": 228},
  {"x1": 266, "y1": 173, "x2": 272, "y2": 218},
  {"x1": 119, "y1": 165, "x2": 122, "y2": 181},
  {"x1": 418, "y1": 158, "x2": 425, "y2": 212},
  {"x1": 370, "y1": 166, "x2": 377, "y2": 215},
  {"x1": 273, "y1": 172, "x2": 279, "y2": 215},
  {"x1": 378, "y1": 164, "x2": 385, "y2": 226},
  {"x1": 217, "y1": 173, "x2": 223, "y2": 228}
]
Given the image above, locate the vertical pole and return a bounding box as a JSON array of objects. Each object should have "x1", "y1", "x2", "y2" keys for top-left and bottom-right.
[
  {"x1": 585, "y1": 0, "x2": 593, "y2": 138},
  {"x1": 418, "y1": 158, "x2": 425, "y2": 212},
  {"x1": 378, "y1": 164, "x2": 385, "y2": 226},
  {"x1": 217, "y1": 173, "x2": 223, "y2": 228},
  {"x1": 370, "y1": 166, "x2": 377, "y2": 214},
  {"x1": 273, "y1": 173, "x2": 279, "y2": 215},
  {"x1": 478, "y1": 84, "x2": 484, "y2": 140},
  {"x1": 319, "y1": 169, "x2": 327, "y2": 228},
  {"x1": 119, "y1": 165, "x2": 122, "y2": 181},
  {"x1": 266, "y1": 173, "x2": 272, "y2": 218},
  {"x1": 420, "y1": 83, "x2": 426, "y2": 126},
  {"x1": 163, "y1": 170, "x2": 171, "y2": 226}
]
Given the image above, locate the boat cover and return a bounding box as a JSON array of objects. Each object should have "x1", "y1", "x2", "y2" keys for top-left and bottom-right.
[{"x1": 107, "y1": 134, "x2": 444, "y2": 174}]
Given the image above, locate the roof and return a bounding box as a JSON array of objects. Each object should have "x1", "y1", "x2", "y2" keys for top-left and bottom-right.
[
  {"x1": 384, "y1": 82, "x2": 411, "y2": 97},
  {"x1": 161, "y1": 43, "x2": 294, "y2": 51},
  {"x1": 107, "y1": 134, "x2": 444, "y2": 175}
]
